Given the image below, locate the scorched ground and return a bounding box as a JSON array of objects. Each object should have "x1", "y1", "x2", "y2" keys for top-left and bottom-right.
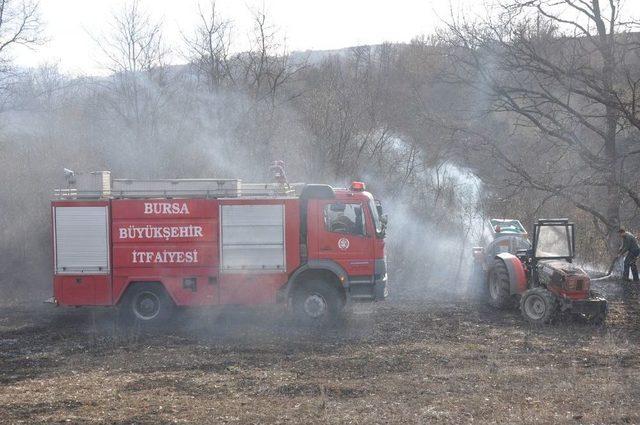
[{"x1": 1, "y1": 279, "x2": 639, "y2": 424}]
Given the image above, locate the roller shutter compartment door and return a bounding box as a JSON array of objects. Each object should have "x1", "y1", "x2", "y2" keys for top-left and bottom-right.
[
  {"x1": 54, "y1": 206, "x2": 110, "y2": 274},
  {"x1": 221, "y1": 204, "x2": 285, "y2": 271}
]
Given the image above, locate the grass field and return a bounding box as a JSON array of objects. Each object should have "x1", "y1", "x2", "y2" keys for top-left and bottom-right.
[{"x1": 1, "y1": 280, "x2": 639, "y2": 424}]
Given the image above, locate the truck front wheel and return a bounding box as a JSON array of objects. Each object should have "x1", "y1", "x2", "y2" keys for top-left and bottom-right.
[
  {"x1": 119, "y1": 283, "x2": 174, "y2": 325},
  {"x1": 293, "y1": 280, "x2": 342, "y2": 325}
]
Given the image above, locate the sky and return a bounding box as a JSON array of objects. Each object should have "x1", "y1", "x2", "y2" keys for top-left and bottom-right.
[
  {"x1": 12, "y1": 0, "x2": 485, "y2": 75},
  {"x1": 12, "y1": 0, "x2": 640, "y2": 76}
]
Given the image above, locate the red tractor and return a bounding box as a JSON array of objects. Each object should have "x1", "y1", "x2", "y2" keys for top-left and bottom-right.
[{"x1": 474, "y1": 219, "x2": 608, "y2": 324}]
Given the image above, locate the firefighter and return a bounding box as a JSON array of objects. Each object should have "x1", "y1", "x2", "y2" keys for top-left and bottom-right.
[{"x1": 618, "y1": 228, "x2": 640, "y2": 282}]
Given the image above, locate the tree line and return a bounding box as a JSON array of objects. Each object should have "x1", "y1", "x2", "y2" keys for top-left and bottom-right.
[{"x1": 0, "y1": 0, "x2": 638, "y2": 301}]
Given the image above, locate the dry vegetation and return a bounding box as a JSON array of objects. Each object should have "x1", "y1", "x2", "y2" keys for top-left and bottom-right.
[{"x1": 1, "y1": 280, "x2": 639, "y2": 424}]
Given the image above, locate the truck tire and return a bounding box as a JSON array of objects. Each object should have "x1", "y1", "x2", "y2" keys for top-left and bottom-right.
[
  {"x1": 118, "y1": 283, "x2": 174, "y2": 326},
  {"x1": 487, "y1": 259, "x2": 511, "y2": 309},
  {"x1": 292, "y1": 279, "x2": 342, "y2": 325},
  {"x1": 520, "y1": 287, "x2": 557, "y2": 325}
]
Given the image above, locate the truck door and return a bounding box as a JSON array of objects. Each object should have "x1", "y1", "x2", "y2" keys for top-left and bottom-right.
[{"x1": 310, "y1": 200, "x2": 375, "y2": 278}]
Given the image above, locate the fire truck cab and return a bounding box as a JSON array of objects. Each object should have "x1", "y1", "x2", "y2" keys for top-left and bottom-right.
[{"x1": 51, "y1": 170, "x2": 388, "y2": 325}]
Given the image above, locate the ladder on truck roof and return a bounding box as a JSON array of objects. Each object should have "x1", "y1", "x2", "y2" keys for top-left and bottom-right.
[{"x1": 54, "y1": 171, "x2": 300, "y2": 199}]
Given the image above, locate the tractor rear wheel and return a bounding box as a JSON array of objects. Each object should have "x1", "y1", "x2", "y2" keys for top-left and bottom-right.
[
  {"x1": 487, "y1": 259, "x2": 511, "y2": 309},
  {"x1": 520, "y1": 287, "x2": 557, "y2": 325}
]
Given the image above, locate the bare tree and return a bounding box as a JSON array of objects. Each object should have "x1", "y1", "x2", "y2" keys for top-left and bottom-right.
[
  {"x1": 239, "y1": 6, "x2": 306, "y2": 103},
  {"x1": 0, "y1": 0, "x2": 41, "y2": 102},
  {"x1": 438, "y1": 0, "x2": 640, "y2": 250},
  {"x1": 228, "y1": 6, "x2": 308, "y2": 165},
  {"x1": 0, "y1": 0, "x2": 41, "y2": 63},
  {"x1": 97, "y1": 0, "x2": 165, "y2": 75},
  {"x1": 183, "y1": 1, "x2": 232, "y2": 91},
  {"x1": 94, "y1": 0, "x2": 168, "y2": 132}
]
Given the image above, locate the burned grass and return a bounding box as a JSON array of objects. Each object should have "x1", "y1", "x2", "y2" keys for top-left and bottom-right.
[{"x1": 1, "y1": 281, "x2": 640, "y2": 424}]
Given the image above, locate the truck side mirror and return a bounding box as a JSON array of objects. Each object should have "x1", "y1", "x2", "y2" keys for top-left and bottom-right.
[
  {"x1": 375, "y1": 200, "x2": 383, "y2": 216},
  {"x1": 380, "y1": 214, "x2": 388, "y2": 226}
]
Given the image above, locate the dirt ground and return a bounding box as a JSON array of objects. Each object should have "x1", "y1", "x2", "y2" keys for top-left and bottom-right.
[{"x1": 1, "y1": 280, "x2": 640, "y2": 424}]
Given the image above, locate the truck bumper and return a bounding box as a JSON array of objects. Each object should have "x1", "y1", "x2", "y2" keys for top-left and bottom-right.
[
  {"x1": 374, "y1": 273, "x2": 388, "y2": 300},
  {"x1": 348, "y1": 277, "x2": 389, "y2": 302},
  {"x1": 347, "y1": 274, "x2": 388, "y2": 301},
  {"x1": 374, "y1": 258, "x2": 389, "y2": 301}
]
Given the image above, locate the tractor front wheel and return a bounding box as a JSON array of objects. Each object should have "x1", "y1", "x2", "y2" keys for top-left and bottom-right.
[
  {"x1": 520, "y1": 287, "x2": 557, "y2": 325},
  {"x1": 487, "y1": 259, "x2": 511, "y2": 309}
]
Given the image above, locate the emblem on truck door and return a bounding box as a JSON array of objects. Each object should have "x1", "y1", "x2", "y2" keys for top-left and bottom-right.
[{"x1": 338, "y1": 238, "x2": 350, "y2": 251}]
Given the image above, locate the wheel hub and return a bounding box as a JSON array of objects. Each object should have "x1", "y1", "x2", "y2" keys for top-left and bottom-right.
[
  {"x1": 489, "y1": 278, "x2": 499, "y2": 299},
  {"x1": 524, "y1": 295, "x2": 546, "y2": 320},
  {"x1": 134, "y1": 291, "x2": 160, "y2": 320},
  {"x1": 303, "y1": 294, "x2": 327, "y2": 318}
]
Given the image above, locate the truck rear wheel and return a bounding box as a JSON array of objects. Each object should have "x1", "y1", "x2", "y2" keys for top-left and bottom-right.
[
  {"x1": 293, "y1": 280, "x2": 342, "y2": 325},
  {"x1": 520, "y1": 287, "x2": 557, "y2": 325},
  {"x1": 119, "y1": 283, "x2": 174, "y2": 325},
  {"x1": 488, "y1": 259, "x2": 511, "y2": 309}
]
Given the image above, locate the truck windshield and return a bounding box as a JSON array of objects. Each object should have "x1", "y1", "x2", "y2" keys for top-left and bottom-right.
[{"x1": 368, "y1": 197, "x2": 382, "y2": 236}]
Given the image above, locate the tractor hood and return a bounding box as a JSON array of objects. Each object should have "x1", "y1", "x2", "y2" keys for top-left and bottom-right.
[
  {"x1": 537, "y1": 260, "x2": 590, "y2": 293},
  {"x1": 538, "y1": 260, "x2": 587, "y2": 277}
]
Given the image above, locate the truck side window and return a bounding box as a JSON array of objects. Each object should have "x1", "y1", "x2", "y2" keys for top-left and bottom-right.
[{"x1": 324, "y1": 203, "x2": 366, "y2": 236}]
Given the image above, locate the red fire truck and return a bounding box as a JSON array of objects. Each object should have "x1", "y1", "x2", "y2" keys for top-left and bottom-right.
[{"x1": 50, "y1": 168, "x2": 388, "y2": 324}]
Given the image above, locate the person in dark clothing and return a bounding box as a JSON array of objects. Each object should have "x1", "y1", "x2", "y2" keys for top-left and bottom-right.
[{"x1": 619, "y1": 228, "x2": 640, "y2": 282}]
